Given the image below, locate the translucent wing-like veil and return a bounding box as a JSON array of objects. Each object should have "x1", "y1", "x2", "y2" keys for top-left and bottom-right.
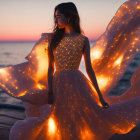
[
  {"x1": 0, "y1": 34, "x2": 50, "y2": 116},
  {"x1": 90, "y1": 0, "x2": 140, "y2": 104},
  {"x1": 0, "y1": 0, "x2": 140, "y2": 118}
]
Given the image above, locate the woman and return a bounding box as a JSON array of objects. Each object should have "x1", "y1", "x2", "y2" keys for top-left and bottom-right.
[
  {"x1": 47, "y1": 2, "x2": 109, "y2": 107},
  {"x1": 0, "y1": 2, "x2": 140, "y2": 140}
]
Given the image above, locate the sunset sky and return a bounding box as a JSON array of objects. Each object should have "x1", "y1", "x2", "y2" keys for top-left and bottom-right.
[{"x1": 0, "y1": 0, "x2": 126, "y2": 41}]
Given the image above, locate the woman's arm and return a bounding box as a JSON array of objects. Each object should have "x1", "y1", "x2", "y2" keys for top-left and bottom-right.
[
  {"x1": 47, "y1": 64, "x2": 54, "y2": 104},
  {"x1": 48, "y1": 62, "x2": 54, "y2": 93},
  {"x1": 47, "y1": 34, "x2": 54, "y2": 104},
  {"x1": 83, "y1": 37, "x2": 109, "y2": 108}
]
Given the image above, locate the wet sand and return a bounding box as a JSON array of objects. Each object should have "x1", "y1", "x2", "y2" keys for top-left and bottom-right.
[{"x1": 0, "y1": 107, "x2": 25, "y2": 140}]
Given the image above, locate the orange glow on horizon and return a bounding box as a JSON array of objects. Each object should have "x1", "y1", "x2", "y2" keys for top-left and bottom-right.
[
  {"x1": 0, "y1": 32, "x2": 104, "y2": 42},
  {"x1": 0, "y1": 37, "x2": 39, "y2": 42},
  {"x1": 0, "y1": 32, "x2": 41, "y2": 41}
]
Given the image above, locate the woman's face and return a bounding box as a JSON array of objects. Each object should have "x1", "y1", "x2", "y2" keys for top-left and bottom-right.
[{"x1": 54, "y1": 10, "x2": 68, "y2": 29}]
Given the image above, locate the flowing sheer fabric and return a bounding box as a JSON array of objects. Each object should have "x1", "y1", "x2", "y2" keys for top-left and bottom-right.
[
  {"x1": 89, "y1": 0, "x2": 140, "y2": 105},
  {"x1": 0, "y1": 34, "x2": 50, "y2": 117},
  {"x1": 90, "y1": 0, "x2": 140, "y2": 100},
  {"x1": 0, "y1": 0, "x2": 140, "y2": 139}
]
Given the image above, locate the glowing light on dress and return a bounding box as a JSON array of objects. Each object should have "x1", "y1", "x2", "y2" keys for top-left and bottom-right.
[
  {"x1": 114, "y1": 55, "x2": 123, "y2": 67},
  {"x1": 34, "y1": 42, "x2": 49, "y2": 80},
  {"x1": 97, "y1": 76, "x2": 110, "y2": 89},
  {"x1": 36, "y1": 84, "x2": 43, "y2": 89},
  {"x1": 90, "y1": 0, "x2": 140, "y2": 97},
  {"x1": 18, "y1": 91, "x2": 27, "y2": 97},
  {"x1": 112, "y1": 123, "x2": 136, "y2": 134},
  {"x1": 137, "y1": 5, "x2": 140, "y2": 9},
  {"x1": 48, "y1": 117, "x2": 56, "y2": 135},
  {"x1": 36, "y1": 83, "x2": 46, "y2": 89},
  {"x1": 135, "y1": 38, "x2": 139, "y2": 41},
  {"x1": 80, "y1": 130, "x2": 94, "y2": 140},
  {"x1": 80, "y1": 124, "x2": 95, "y2": 140},
  {"x1": 91, "y1": 49, "x2": 103, "y2": 59},
  {"x1": 0, "y1": 69, "x2": 7, "y2": 75}
]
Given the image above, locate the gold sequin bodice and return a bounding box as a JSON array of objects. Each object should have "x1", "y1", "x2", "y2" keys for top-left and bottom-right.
[{"x1": 53, "y1": 34, "x2": 85, "y2": 71}]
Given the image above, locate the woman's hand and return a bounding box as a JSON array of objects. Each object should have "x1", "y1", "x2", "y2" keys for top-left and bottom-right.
[{"x1": 100, "y1": 97, "x2": 109, "y2": 109}]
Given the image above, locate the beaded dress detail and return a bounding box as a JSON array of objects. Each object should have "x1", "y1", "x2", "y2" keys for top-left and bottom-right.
[
  {"x1": 53, "y1": 34, "x2": 84, "y2": 71},
  {"x1": 6, "y1": 33, "x2": 140, "y2": 140}
]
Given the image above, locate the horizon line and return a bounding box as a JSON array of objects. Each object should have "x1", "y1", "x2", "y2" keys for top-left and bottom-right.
[
  {"x1": 0, "y1": 40, "x2": 37, "y2": 43},
  {"x1": 0, "y1": 38, "x2": 96, "y2": 43}
]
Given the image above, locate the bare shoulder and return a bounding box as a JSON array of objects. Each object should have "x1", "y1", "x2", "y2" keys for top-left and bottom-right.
[
  {"x1": 82, "y1": 36, "x2": 90, "y2": 52},
  {"x1": 84, "y1": 36, "x2": 90, "y2": 45}
]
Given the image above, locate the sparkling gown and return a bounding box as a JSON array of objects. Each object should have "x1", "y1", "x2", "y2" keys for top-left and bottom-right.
[
  {"x1": 0, "y1": 0, "x2": 140, "y2": 139},
  {"x1": 2, "y1": 33, "x2": 140, "y2": 140}
]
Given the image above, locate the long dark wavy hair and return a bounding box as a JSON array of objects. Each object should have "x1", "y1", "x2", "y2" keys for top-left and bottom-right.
[
  {"x1": 48, "y1": 2, "x2": 83, "y2": 104},
  {"x1": 49, "y1": 2, "x2": 83, "y2": 61}
]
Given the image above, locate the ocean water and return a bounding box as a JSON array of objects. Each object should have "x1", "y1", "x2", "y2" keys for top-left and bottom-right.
[
  {"x1": 0, "y1": 41, "x2": 139, "y2": 128},
  {"x1": 0, "y1": 42, "x2": 35, "y2": 106},
  {"x1": 0, "y1": 42, "x2": 34, "y2": 66}
]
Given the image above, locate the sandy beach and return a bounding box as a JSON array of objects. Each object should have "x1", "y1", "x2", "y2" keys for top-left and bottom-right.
[{"x1": 0, "y1": 105, "x2": 25, "y2": 140}]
